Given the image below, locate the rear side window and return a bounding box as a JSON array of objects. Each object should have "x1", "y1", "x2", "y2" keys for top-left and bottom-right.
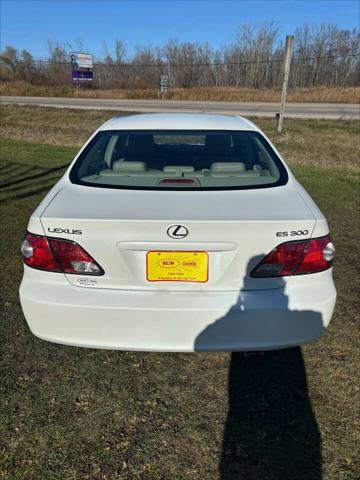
[{"x1": 70, "y1": 130, "x2": 288, "y2": 190}]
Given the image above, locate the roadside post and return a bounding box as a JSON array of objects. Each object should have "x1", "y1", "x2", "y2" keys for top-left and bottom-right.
[
  {"x1": 277, "y1": 35, "x2": 294, "y2": 133},
  {"x1": 160, "y1": 74, "x2": 169, "y2": 98}
]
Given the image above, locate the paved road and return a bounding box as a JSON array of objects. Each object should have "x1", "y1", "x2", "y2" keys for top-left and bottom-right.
[{"x1": 1, "y1": 95, "x2": 359, "y2": 119}]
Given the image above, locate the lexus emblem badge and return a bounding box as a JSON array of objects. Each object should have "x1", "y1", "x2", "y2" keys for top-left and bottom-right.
[{"x1": 167, "y1": 225, "x2": 189, "y2": 239}]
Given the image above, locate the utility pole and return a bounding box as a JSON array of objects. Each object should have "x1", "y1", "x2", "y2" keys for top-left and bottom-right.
[
  {"x1": 167, "y1": 60, "x2": 172, "y2": 87},
  {"x1": 278, "y1": 35, "x2": 294, "y2": 133}
]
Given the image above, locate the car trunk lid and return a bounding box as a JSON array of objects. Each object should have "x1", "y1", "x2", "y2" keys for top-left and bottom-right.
[{"x1": 40, "y1": 184, "x2": 316, "y2": 291}]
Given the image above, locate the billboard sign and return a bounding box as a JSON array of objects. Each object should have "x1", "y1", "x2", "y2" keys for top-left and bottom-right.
[
  {"x1": 70, "y1": 52, "x2": 93, "y2": 70},
  {"x1": 70, "y1": 52, "x2": 93, "y2": 86},
  {"x1": 72, "y1": 70, "x2": 93, "y2": 84}
]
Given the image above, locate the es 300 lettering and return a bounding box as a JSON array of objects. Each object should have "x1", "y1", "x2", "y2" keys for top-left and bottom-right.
[{"x1": 276, "y1": 230, "x2": 309, "y2": 237}]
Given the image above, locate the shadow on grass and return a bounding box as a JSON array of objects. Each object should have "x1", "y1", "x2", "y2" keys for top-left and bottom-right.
[
  {"x1": 219, "y1": 348, "x2": 321, "y2": 480},
  {"x1": 195, "y1": 256, "x2": 323, "y2": 479},
  {"x1": 0, "y1": 164, "x2": 36, "y2": 184},
  {"x1": 0, "y1": 164, "x2": 68, "y2": 189},
  {"x1": 0, "y1": 162, "x2": 67, "y2": 204},
  {"x1": 0, "y1": 162, "x2": 14, "y2": 172},
  {"x1": 0, "y1": 182, "x2": 59, "y2": 204}
]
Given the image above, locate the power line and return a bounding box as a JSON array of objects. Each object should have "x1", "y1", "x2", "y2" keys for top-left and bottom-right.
[
  {"x1": 6, "y1": 53, "x2": 359, "y2": 69},
  {"x1": 292, "y1": 53, "x2": 360, "y2": 62}
]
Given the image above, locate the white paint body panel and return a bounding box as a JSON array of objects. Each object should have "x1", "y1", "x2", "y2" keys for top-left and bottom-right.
[
  {"x1": 20, "y1": 266, "x2": 336, "y2": 351},
  {"x1": 19, "y1": 114, "x2": 336, "y2": 351}
]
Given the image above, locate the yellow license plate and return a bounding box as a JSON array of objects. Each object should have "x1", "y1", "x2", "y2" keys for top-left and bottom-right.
[{"x1": 146, "y1": 251, "x2": 209, "y2": 282}]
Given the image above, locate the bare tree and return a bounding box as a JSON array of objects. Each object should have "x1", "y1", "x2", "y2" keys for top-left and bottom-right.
[{"x1": 1, "y1": 22, "x2": 359, "y2": 89}]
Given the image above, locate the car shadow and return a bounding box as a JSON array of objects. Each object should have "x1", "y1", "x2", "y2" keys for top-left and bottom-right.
[
  {"x1": 217, "y1": 348, "x2": 321, "y2": 480},
  {"x1": 194, "y1": 255, "x2": 323, "y2": 479}
]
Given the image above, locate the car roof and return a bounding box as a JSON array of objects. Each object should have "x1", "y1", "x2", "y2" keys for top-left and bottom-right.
[{"x1": 100, "y1": 113, "x2": 259, "y2": 132}]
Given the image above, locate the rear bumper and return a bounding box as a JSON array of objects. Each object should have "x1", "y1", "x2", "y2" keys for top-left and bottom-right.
[{"x1": 19, "y1": 267, "x2": 336, "y2": 352}]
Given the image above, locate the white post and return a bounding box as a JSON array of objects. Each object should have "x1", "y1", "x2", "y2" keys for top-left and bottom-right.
[
  {"x1": 278, "y1": 35, "x2": 294, "y2": 133},
  {"x1": 167, "y1": 60, "x2": 172, "y2": 87}
]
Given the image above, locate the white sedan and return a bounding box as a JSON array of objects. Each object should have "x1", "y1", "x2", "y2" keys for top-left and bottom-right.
[{"x1": 19, "y1": 113, "x2": 336, "y2": 351}]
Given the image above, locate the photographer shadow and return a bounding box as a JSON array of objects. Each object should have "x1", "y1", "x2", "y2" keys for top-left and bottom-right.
[{"x1": 195, "y1": 256, "x2": 323, "y2": 480}]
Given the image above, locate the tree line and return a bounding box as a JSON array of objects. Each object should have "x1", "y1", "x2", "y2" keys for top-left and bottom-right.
[{"x1": 1, "y1": 23, "x2": 359, "y2": 89}]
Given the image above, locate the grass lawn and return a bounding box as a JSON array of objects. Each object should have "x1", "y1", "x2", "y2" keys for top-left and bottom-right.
[{"x1": 0, "y1": 107, "x2": 359, "y2": 480}]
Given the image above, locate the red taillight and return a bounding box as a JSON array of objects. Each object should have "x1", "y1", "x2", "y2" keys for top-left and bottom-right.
[
  {"x1": 21, "y1": 233, "x2": 104, "y2": 275},
  {"x1": 251, "y1": 235, "x2": 335, "y2": 277},
  {"x1": 20, "y1": 234, "x2": 61, "y2": 272},
  {"x1": 295, "y1": 236, "x2": 335, "y2": 274}
]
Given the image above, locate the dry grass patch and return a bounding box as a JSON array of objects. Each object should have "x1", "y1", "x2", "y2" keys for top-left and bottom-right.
[
  {"x1": 1, "y1": 81, "x2": 360, "y2": 103},
  {"x1": 255, "y1": 117, "x2": 360, "y2": 169},
  {"x1": 1, "y1": 105, "x2": 359, "y2": 169},
  {"x1": 0, "y1": 105, "x2": 117, "y2": 147}
]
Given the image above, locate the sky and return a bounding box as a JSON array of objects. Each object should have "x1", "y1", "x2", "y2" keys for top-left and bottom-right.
[{"x1": 1, "y1": 0, "x2": 359, "y2": 58}]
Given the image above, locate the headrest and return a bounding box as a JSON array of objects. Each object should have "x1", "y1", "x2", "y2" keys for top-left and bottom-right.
[
  {"x1": 127, "y1": 134, "x2": 155, "y2": 155},
  {"x1": 205, "y1": 135, "x2": 232, "y2": 152},
  {"x1": 113, "y1": 161, "x2": 146, "y2": 173},
  {"x1": 210, "y1": 162, "x2": 246, "y2": 174},
  {"x1": 163, "y1": 166, "x2": 195, "y2": 175}
]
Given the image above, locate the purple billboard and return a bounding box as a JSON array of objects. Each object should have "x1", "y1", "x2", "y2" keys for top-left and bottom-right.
[
  {"x1": 72, "y1": 70, "x2": 93, "y2": 85},
  {"x1": 71, "y1": 52, "x2": 93, "y2": 86}
]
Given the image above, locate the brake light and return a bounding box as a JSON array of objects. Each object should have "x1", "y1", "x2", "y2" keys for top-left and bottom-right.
[
  {"x1": 159, "y1": 178, "x2": 197, "y2": 184},
  {"x1": 21, "y1": 233, "x2": 104, "y2": 275},
  {"x1": 251, "y1": 235, "x2": 335, "y2": 277},
  {"x1": 21, "y1": 234, "x2": 61, "y2": 272},
  {"x1": 295, "y1": 236, "x2": 335, "y2": 274}
]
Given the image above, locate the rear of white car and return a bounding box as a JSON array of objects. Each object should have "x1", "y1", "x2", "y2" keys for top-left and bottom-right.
[{"x1": 19, "y1": 114, "x2": 336, "y2": 351}]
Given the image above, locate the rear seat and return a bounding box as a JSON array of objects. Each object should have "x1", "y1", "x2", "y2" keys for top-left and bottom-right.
[
  {"x1": 163, "y1": 165, "x2": 195, "y2": 175},
  {"x1": 124, "y1": 134, "x2": 165, "y2": 169},
  {"x1": 194, "y1": 134, "x2": 238, "y2": 169},
  {"x1": 210, "y1": 162, "x2": 261, "y2": 177},
  {"x1": 100, "y1": 161, "x2": 146, "y2": 176},
  {"x1": 113, "y1": 161, "x2": 146, "y2": 173},
  {"x1": 100, "y1": 133, "x2": 164, "y2": 176}
]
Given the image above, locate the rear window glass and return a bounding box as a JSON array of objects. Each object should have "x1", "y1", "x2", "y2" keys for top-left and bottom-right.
[{"x1": 70, "y1": 130, "x2": 288, "y2": 190}]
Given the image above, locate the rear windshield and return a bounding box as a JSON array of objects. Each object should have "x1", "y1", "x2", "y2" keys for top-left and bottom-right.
[{"x1": 70, "y1": 130, "x2": 288, "y2": 190}]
